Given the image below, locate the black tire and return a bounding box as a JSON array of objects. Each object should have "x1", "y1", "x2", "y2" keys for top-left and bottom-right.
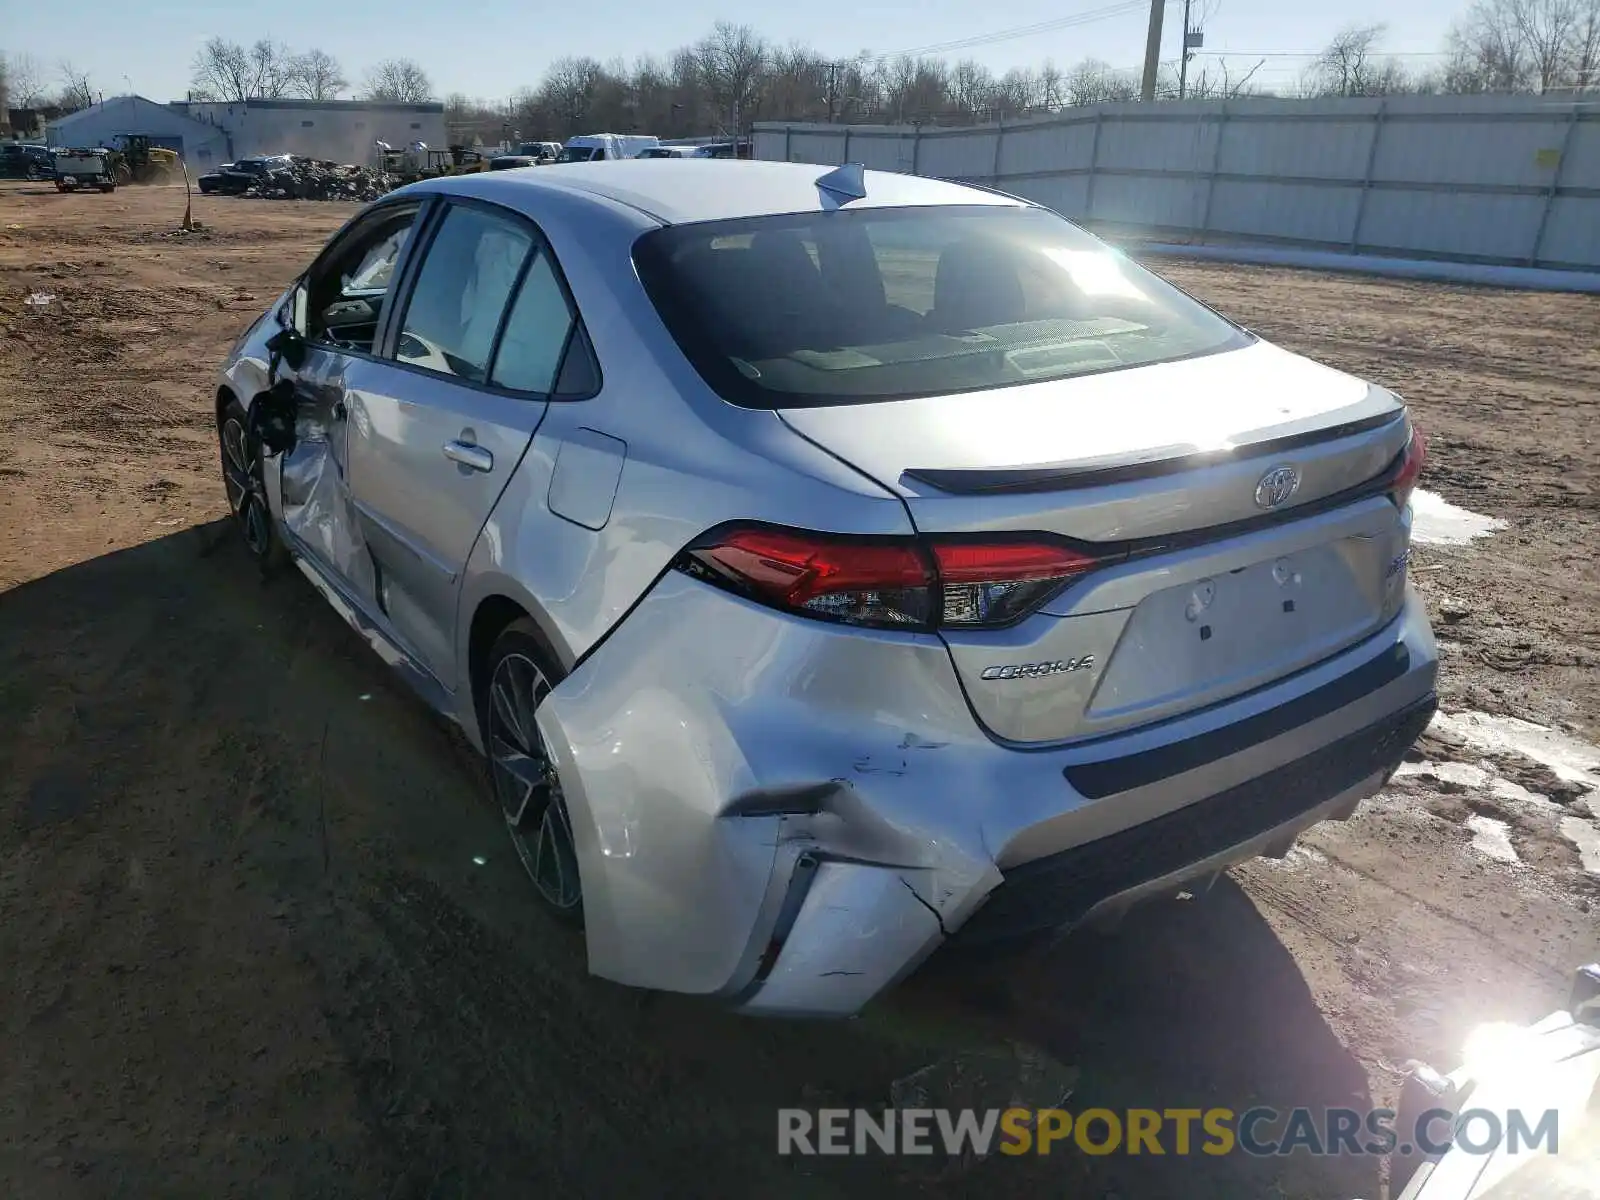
[
  {"x1": 218, "y1": 396, "x2": 288, "y2": 574},
  {"x1": 481, "y1": 619, "x2": 584, "y2": 926}
]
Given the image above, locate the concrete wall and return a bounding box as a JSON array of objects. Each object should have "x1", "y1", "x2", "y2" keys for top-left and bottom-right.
[
  {"x1": 754, "y1": 94, "x2": 1600, "y2": 272},
  {"x1": 178, "y1": 100, "x2": 448, "y2": 165}
]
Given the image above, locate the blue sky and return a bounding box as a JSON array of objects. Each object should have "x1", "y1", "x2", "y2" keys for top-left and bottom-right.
[{"x1": 13, "y1": 0, "x2": 1467, "y2": 104}]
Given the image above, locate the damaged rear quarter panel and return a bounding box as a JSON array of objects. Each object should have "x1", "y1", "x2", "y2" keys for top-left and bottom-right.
[{"x1": 535, "y1": 572, "x2": 1004, "y2": 997}]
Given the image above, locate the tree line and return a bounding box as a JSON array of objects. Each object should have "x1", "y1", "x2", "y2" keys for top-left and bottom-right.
[{"x1": 3, "y1": 0, "x2": 1597, "y2": 143}]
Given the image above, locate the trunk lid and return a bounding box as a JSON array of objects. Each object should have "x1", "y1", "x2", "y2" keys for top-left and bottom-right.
[{"x1": 779, "y1": 341, "x2": 1415, "y2": 745}]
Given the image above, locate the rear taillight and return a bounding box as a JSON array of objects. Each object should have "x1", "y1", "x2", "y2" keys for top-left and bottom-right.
[
  {"x1": 931, "y1": 541, "x2": 1099, "y2": 627},
  {"x1": 681, "y1": 526, "x2": 1104, "y2": 631},
  {"x1": 685, "y1": 527, "x2": 934, "y2": 627},
  {"x1": 1390, "y1": 423, "x2": 1427, "y2": 511}
]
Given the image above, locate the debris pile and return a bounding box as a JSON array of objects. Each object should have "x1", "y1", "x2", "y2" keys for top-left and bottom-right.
[{"x1": 246, "y1": 157, "x2": 392, "y2": 202}]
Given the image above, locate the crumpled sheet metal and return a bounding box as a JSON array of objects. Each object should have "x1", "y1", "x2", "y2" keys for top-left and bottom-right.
[{"x1": 279, "y1": 413, "x2": 374, "y2": 596}]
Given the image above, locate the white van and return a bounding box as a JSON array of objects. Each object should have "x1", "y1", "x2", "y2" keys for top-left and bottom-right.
[{"x1": 554, "y1": 134, "x2": 660, "y2": 163}]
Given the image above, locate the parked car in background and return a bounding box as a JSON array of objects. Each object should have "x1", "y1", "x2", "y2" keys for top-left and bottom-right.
[
  {"x1": 208, "y1": 155, "x2": 293, "y2": 195},
  {"x1": 554, "y1": 133, "x2": 659, "y2": 162},
  {"x1": 212, "y1": 161, "x2": 1435, "y2": 1018},
  {"x1": 0, "y1": 143, "x2": 56, "y2": 180},
  {"x1": 693, "y1": 139, "x2": 752, "y2": 159},
  {"x1": 53, "y1": 149, "x2": 116, "y2": 193},
  {"x1": 517, "y1": 141, "x2": 561, "y2": 162},
  {"x1": 197, "y1": 163, "x2": 233, "y2": 193},
  {"x1": 636, "y1": 145, "x2": 701, "y2": 159}
]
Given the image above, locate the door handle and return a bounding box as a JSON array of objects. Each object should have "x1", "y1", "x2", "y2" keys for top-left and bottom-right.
[{"x1": 443, "y1": 440, "x2": 493, "y2": 472}]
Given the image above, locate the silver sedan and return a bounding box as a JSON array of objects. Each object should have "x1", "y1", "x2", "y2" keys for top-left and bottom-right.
[{"x1": 213, "y1": 160, "x2": 1436, "y2": 1017}]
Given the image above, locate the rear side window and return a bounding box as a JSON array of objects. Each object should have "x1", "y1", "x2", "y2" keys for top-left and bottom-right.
[
  {"x1": 490, "y1": 251, "x2": 576, "y2": 394},
  {"x1": 633, "y1": 205, "x2": 1250, "y2": 408}
]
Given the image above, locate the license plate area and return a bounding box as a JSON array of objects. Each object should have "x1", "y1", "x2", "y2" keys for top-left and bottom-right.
[{"x1": 1087, "y1": 538, "x2": 1389, "y2": 722}]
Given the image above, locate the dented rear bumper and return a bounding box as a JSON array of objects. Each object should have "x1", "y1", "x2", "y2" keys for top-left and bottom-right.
[{"x1": 535, "y1": 573, "x2": 1437, "y2": 1017}]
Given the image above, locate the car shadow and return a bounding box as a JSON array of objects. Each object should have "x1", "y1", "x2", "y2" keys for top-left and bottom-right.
[
  {"x1": 889, "y1": 883, "x2": 1383, "y2": 1199},
  {"x1": 0, "y1": 522, "x2": 1378, "y2": 1200}
]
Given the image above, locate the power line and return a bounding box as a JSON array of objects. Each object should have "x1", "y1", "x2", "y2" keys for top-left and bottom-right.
[
  {"x1": 1200, "y1": 48, "x2": 1451, "y2": 58},
  {"x1": 871, "y1": 0, "x2": 1148, "y2": 63}
]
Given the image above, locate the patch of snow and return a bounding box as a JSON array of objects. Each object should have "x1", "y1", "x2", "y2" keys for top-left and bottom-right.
[
  {"x1": 1465, "y1": 815, "x2": 1520, "y2": 864},
  {"x1": 1488, "y1": 776, "x2": 1561, "y2": 814},
  {"x1": 1410, "y1": 490, "x2": 1508, "y2": 546},
  {"x1": 1431, "y1": 711, "x2": 1600, "y2": 806},
  {"x1": 1394, "y1": 760, "x2": 1492, "y2": 788},
  {"x1": 1559, "y1": 817, "x2": 1600, "y2": 874}
]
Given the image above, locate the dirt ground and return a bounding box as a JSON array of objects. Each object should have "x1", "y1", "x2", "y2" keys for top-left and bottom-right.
[{"x1": 1, "y1": 182, "x2": 1596, "y2": 1200}]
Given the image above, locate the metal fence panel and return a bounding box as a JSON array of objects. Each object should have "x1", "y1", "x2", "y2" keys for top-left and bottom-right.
[
  {"x1": 917, "y1": 132, "x2": 998, "y2": 180},
  {"x1": 1207, "y1": 180, "x2": 1358, "y2": 245},
  {"x1": 754, "y1": 96, "x2": 1600, "y2": 271}
]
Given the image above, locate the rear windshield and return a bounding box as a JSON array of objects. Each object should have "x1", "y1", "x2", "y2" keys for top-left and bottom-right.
[{"x1": 633, "y1": 204, "x2": 1250, "y2": 408}]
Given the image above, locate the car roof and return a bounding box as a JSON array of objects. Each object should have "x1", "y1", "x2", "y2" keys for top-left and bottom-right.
[{"x1": 412, "y1": 159, "x2": 1027, "y2": 226}]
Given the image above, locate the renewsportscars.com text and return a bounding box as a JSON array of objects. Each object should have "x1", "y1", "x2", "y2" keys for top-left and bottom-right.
[{"x1": 777, "y1": 1106, "x2": 1561, "y2": 1158}]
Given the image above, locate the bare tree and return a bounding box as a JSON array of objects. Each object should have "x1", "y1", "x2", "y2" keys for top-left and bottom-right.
[
  {"x1": 190, "y1": 37, "x2": 298, "y2": 101},
  {"x1": 1036, "y1": 60, "x2": 1065, "y2": 110},
  {"x1": 695, "y1": 21, "x2": 767, "y2": 133},
  {"x1": 947, "y1": 59, "x2": 997, "y2": 116},
  {"x1": 1513, "y1": 0, "x2": 1583, "y2": 89},
  {"x1": 1310, "y1": 24, "x2": 1389, "y2": 96},
  {"x1": 291, "y1": 48, "x2": 348, "y2": 101},
  {"x1": 1063, "y1": 58, "x2": 1136, "y2": 107},
  {"x1": 1574, "y1": 0, "x2": 1600, "y2": 89},
  {"x1": 6, "y1": 52, "x2": 47, "y2": 107},
  {"x1": 57, "y1": 60, "x2": 95, "y2": 111},
  {"x1": 1445, "y1": 0, "x2": 1545, "y2": 91},
  {"x1": 1181, "y1": 57, "x2": 1269, "y2": 100},
  {"x1": 362, "y1": 58, "x2": 434, "y2": 103},
  {"x1": 536, "y1": 56, "x2": 605, "y2": 134}
]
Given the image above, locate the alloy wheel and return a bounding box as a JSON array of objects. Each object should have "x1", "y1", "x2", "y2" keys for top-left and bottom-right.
[
  {"x1": 220, "y1": 415, "x2": 271, "y2": 557},
  {"x1": 487, "y1": 652, "x2": 582, "y2": 913}
]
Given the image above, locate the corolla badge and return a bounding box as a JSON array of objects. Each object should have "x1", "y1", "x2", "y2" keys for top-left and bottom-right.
[
  {"x1": 1254, "y1": 464, "x2": 1302, "y2": 510},
  {"x1": 981, "y1": 656, "x2": 1095, "y2": 681}
]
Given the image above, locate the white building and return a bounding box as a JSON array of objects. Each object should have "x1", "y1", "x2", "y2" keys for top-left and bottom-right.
[
  {"x1": 46, "y1": 95, "x2": 228, "y2": 166},
  {"x1": 176, "y1": 98, "x2": 447, "y2": 165},
  {"x1": 46, "y1": 95, "x2": 447, "y2": 169}
]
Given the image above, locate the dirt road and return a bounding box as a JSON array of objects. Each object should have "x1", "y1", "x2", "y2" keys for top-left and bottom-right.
[{"x1": 1, "y1": 182, "x2": 1596, "y2": 1199}]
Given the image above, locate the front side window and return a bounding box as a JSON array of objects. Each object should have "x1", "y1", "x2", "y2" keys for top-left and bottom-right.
[
  {"x1": 633, "y1": 205, "x2": 1251, "y2": 409},
  {"x1": 305, "y1": 204, "x2": 420, "y2": 354},
  {"x1": 393, "y1": 205, "x2": 534, "y2": 382}
]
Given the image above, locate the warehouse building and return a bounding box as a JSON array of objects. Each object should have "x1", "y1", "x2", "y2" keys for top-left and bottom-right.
[
  {"x1": 46, "y1": 95, "x2": 447, "y2": 168},
  {"x1": 178, "y1": 99, "x2": 447, "y2": 166},
  {"x1": 46, "y1": 95, "x2": 228, "y2": 165}
]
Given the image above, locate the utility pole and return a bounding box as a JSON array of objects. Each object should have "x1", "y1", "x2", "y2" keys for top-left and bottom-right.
[
  {"x1": 824, "y1": 61, "x2": 845, "y2": 123},
  {"x1": 1178, "y1": 0, "x2": 1193, "y2": 99},
  {"x1": 1140, "y1": 0, "x2": 1166, "y2": 103}
]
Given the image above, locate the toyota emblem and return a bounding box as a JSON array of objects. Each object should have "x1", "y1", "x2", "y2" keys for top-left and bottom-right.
[{"x1": 1254, "y1": 465, "x2": 1302, "y2": 510}]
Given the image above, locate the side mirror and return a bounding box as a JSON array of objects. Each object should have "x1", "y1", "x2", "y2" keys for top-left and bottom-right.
[{"x1": 265, "y1": 324, "x2": 308, "y2": 371}]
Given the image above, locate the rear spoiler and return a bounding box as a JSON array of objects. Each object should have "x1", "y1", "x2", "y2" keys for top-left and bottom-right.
[{"x1": 902, "y1": 409, "x2": 1404, "y2": 496}]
